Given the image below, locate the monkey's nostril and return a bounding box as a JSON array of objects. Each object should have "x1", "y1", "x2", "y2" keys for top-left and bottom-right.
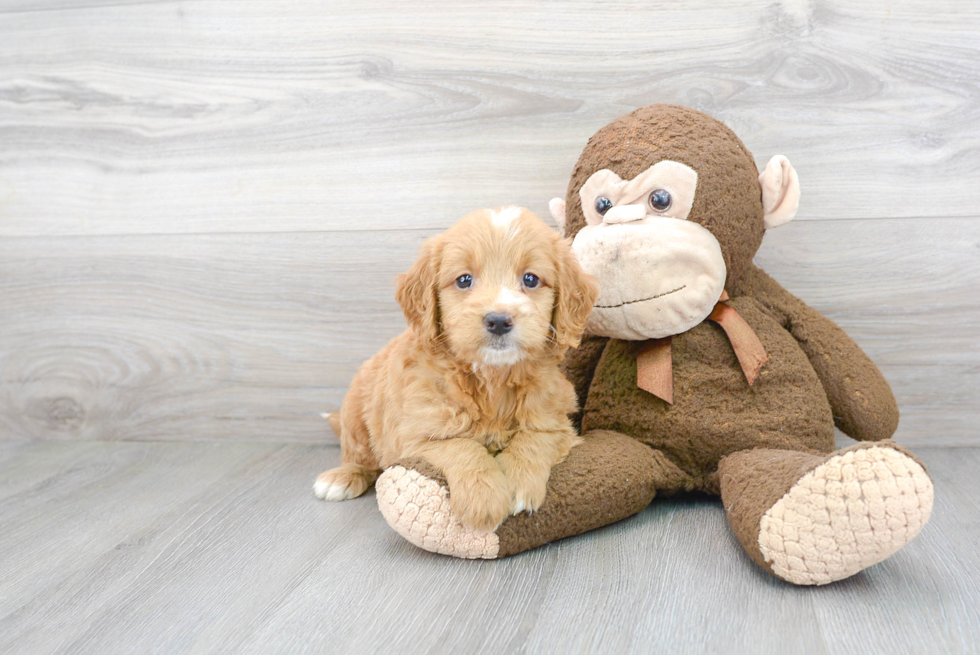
[{"x1": 484, "y1": 312, "x2": 514, "y2": 336}]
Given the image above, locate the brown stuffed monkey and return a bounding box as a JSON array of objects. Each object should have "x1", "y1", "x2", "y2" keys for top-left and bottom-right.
[{"x1": 374, "y1": 104, "x2": 933, "y2": 585}]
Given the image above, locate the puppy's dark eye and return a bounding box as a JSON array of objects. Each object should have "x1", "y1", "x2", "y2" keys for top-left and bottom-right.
[
  {"x1": 648, "y1": 189, "x2": 671, "y2": 212},
  {"x1": 595, "y1": 197, "x2": 613, "y2": 215},
  {"x1": 455, "y1": 274, "x2": 473, "y2": 290},
  {"x1": 522, "y1": 273, "x2": 540, "y2": 289}
]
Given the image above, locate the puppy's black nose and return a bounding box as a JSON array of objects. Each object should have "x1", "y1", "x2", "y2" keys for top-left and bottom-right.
[{"x1": 484, "y1": 312, "x2": 514, "y2": 336}]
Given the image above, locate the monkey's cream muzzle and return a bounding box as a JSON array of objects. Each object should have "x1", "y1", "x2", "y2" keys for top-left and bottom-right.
[
  {"x1": 601, "y1": 203, "x2": 648, "y2": 224},
  {"x1": 547, "y1": 154, "x2": 801, "y2": 400},
  {"x1": 571, "y1": 217, "x2": 726, "y2": 340}
]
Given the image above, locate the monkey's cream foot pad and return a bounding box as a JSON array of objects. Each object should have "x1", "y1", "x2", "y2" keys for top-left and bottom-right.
[
  {"x1": 376, "y1": 465, "x2": 500, "y2": 559},
  {"x1": 758, "y1": 445, "x2": 934, "y2": 585}
]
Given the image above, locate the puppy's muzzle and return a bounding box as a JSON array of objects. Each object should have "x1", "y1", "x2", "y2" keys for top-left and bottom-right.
[{"x1": 483, "y1": 312, "x2": 514, "y2": 336}]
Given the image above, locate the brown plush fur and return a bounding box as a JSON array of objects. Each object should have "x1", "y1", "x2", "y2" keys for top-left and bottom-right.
[
  {"x1": 315, "y1": 208, "x2": 599, "y2": 531},
  {"x1": 537, "y1": 106, "x2": 910, "y2": 560},
  {"x1": 563, "y1": 105, "x2": 899, "y2": 463},
  {"x1": 375, "y1": 106, "x2": 931, "y2": 582},
  {"x1": 564, "y1": 104, "x2": 765, "y2": 289}
]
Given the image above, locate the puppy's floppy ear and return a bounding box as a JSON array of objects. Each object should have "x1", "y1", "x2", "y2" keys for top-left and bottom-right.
[
  {"x1": 396, "y1": 234, "x2": 442, "y2": 344},
  {"x1": 551, "y1": 234, "x2": 599, "y2": 354}
]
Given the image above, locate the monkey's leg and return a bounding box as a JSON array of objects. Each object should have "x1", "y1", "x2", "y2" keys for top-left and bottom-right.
[
  {"x1": 718, "y1": 441, "x2": 933, "y2": 585},
  {"x1": 375, "y1": 430, "x2": 689, "y2": 559}
]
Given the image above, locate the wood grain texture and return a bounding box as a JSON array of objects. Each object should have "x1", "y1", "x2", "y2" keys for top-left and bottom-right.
[
  {"x1": 0, "y1": 0, "x2": 978, "y2": 236},
  {"x1": 1, "y1": 218, "x2": 977, "y2": 445},
  {"x1": 0, "y1": 229, "x2": 420, "y2": 443},
  {"x1": 0, "y1": 1, "x2": 173, "y2": 13},
  {"x1": 0, "y1": 0, "x2": 977, "y2": 447},
  {"x1": 0, "y1": 441, "x2": 976, "y2": 654}
]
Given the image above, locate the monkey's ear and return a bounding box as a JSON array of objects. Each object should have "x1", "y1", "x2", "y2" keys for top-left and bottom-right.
[
  {"x1": 395, "y1": 235, "x2": 442, "y2": 344},
  {"x1": 759, "y1": 155, "x2": 800, "y2": 229},
  {"x1": 549, "y1": 197, "x2": 567, "y2": 236}
]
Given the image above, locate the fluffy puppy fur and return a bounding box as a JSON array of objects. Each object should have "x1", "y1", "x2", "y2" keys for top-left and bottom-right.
[{"x1": 314, "y1": 207, "x2": 599, "y2": 531}]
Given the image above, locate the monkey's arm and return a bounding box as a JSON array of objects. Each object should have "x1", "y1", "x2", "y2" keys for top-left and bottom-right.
[
  {"x1": 737, "y1": 265, "x2": 899, "y2": 442},
  {"x1": 560, "y1": 334, "x2": 609, "y2": 432}
]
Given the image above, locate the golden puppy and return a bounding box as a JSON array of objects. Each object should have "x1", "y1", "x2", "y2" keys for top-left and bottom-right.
[{"x1": 314, "y1": 207, "x2": 599, "y2": 530}]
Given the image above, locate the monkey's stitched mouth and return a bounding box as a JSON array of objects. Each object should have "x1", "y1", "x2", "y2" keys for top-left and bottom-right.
[{"x1": 593, "y1": 285, "x2": 687, "y2": 309}]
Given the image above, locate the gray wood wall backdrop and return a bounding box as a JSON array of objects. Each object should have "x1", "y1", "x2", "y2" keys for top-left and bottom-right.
[{"x1": 0, "y1": 0, "x2": 977, "y2": 446}]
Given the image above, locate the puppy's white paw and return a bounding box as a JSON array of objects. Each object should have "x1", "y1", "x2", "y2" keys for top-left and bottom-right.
[
  {"x1": 313, "y1": 466, "x2": 375, "y2": 501},
  {"x1": 498, "y1": 453, "x2": 549, "y2": 516},
  {"x1": 313, "y1": 478, "x2": 354, "y2": 501},
  {"x1": 511, "y1": 497, "x2": 531, "y2": 515},
  {"x1": 510, "y1": 477, "x2": 548, "y2": 516}
]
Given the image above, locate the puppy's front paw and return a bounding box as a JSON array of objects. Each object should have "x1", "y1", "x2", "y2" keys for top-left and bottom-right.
[
  {"x1": 449, "y1": 468, "x2": 511, "y2": 532},
  {"x1": 314, "y1": 464, "x2": 376, "y2": 501},
  {"x1": 497, "y1": 453, "x2": 549, "y2": 515},
  {"x1": 511, "y1": 474, "x2": 548, "y2": 515}
]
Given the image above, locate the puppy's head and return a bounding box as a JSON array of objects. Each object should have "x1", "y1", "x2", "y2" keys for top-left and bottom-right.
[{"x1": 396, "y1": 206, "x2": 599, "y2": 367}]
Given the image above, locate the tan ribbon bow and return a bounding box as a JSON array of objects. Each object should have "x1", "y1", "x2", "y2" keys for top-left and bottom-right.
[{"x1": 635, "y1": 291, "x2": 769, "y2": 404}]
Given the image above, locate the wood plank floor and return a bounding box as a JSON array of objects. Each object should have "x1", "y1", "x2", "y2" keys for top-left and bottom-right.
[{"x1": 1, "y1": 440, "x2": 976, "y2": 654}]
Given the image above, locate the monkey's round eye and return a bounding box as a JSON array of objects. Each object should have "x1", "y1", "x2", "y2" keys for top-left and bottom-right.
[
  {"x1": 594, "y1": 197, "x2": 613, "y2": 215},
  {"x1": 522, "y1": 273, "x2": 540, "y2": 289},
  {"x1": 455, "y1": 274, "x2": 473, "y2": 290},
  {"x1": 648, "y1": 189, "x2": 672, "y2": 212}
]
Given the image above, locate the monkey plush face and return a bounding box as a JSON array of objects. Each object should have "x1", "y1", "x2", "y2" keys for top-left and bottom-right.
[
  {"x1": 550, "y1": 104, "x2": 800, "y2": 341},
  {"x1": 570, "y1": 161, "x2": 726, "y2": 340}
]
